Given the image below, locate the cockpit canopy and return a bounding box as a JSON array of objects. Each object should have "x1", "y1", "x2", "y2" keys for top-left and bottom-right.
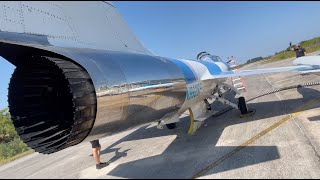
[{"x1": 196, "y1": 51, "x2": 223, "y2": 63}]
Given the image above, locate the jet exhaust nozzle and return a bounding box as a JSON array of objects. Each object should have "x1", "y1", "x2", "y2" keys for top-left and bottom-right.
[{"x1": 8, "y1": 56, "x2": 97, "y2": 154}]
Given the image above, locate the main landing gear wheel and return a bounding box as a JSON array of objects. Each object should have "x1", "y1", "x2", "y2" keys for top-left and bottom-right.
[
  {"x1": 238, "y1": 96, "x2": 255, "y2": 118},
  {"x1": 166, "y1": 123, "x2": 177, "y2": 129}
]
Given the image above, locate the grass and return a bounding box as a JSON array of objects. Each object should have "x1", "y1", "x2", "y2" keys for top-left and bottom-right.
[
  {"x1": 261, "y1": 51, "x2": 296, "y2": 64},
  {"x1": 0, "y1": 149, "x2": 34, "y2": 166},
  {"x1": 261, "y1": 43, "x2": 320, "y2": 64},
  {"x1": 0, "y1": 137, "x2": 32, "y2": 166},
  {"x1": 0, "y1": 108, "x2": 33, "y2": 166},
  {"x1": 239, "y1": 36, "x2": 320, "y2": 66}
]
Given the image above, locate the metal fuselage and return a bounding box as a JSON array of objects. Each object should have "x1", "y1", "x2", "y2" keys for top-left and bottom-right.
[
  {"x1": 0, "y1": 1, "x2": 232, "y2": 153},
  {"x1": 83, "y1": 52, "x2": 232, "y2": 141},
  {"x1": 1, "y1": 36, "x2": 231, "y2": 150},
  {"x1": 2, "y1": 2, "x2": 320, "y2": 154}
]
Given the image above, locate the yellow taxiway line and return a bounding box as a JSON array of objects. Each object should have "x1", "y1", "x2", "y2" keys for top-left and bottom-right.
[{"x1": 192, "y1": 97, "x2": 320, "y2": 179}]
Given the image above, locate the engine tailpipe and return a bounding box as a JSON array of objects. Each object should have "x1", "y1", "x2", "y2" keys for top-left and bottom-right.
[{"x1": 8, "y1": 56, "x2": 97, "y2": 154}]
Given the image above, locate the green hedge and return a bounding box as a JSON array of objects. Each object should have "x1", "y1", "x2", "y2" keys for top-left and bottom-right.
[
  {"x1": 0, "y1": 138, "x2": 30, "y2": 161},
  {"x1": 0, "y1": 108, "x2": 31, "y2": 163},
  {"x1": 240, "y1": 36, "x2": 320, "y2": 66}
]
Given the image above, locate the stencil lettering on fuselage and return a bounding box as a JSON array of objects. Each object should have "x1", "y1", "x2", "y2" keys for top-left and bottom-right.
[
  {"x1": 168, "y1": 58, "x2": 204, "y2": 100},
  {"x1": 186, "y1": 81, "x2": 202, "y2": 100}
]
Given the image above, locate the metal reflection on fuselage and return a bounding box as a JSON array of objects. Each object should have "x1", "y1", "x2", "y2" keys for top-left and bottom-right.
[
  {"x1": 81, "y1": 52, "x2": 187, "y2": 141},
  {"x1": 0, "y1": 32, "x2": 206, "y2": 142}
]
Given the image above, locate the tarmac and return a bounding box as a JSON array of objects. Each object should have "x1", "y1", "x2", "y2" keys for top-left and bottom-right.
[{"x1": 1, "y1": 52, "x2": 320, "y2": 179}]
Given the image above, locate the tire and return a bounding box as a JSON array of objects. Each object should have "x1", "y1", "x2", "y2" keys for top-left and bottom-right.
[
  {"x1": 166, "y1": 123, "x2": 177, "y2": 129},
  {"x1": 238, "y1": 96, "x2": 248, "y2": 114}
]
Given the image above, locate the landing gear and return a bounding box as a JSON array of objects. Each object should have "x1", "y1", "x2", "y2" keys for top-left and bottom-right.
[
  {"x1": 212, "y1": 94, "x2": 254, "y2": 117},
  {"x1": 238, "y1": 96, "x2": 248, "y2": 114},
  {"x1": 166, "y1": 123, "x2": 176, "y2": 129},
  {"x1": 204, "y1": 99, "x2": 212, "y2": 110}
]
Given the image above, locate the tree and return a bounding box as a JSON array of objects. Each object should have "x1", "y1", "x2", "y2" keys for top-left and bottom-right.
[
  {"x1": 0, "y1": 108, "x2": 30, "y2": 161},
  {"x1": 0, "y1": 108, "x2": 18, "y2": 143}
]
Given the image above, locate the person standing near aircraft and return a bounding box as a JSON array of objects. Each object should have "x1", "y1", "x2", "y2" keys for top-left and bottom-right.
[
  {"x1": 293, "y1": 44, "x2": 307, "y2": 58},
  {"x1": 90, "y1": 139, "x2": 109, "y2": 169}
]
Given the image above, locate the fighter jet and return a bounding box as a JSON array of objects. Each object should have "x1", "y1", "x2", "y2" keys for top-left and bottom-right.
[{"x1": 0, "y1": 1, "x2": 320, "y2": 154}]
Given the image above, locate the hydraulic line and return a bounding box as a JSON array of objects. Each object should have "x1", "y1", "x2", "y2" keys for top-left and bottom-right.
[{"x1": 246, "y1": 81, "x2": 320, "y2": 102}]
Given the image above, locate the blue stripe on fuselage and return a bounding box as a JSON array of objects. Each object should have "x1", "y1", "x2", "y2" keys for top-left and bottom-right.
[
  {"x1": 200, "y1": 61, "x2": 222, "y2": 75},
  {"x1": 168, "y1": 58, "x2": 197, "y2": 84}
]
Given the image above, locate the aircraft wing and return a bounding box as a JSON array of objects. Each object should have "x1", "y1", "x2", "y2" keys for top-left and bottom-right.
[
  {"x1": 205, "y1": 55, "x2": 320, "y2": 79},
  {"x1": 212, "y1": 64, "x2": 320, "y2": 79}
]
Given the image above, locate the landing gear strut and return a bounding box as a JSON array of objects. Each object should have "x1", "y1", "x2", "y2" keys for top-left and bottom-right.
[
  {"x1": 211, "y1": 94, "x2": 255, "y2": 117},
  {"x1": 238, "y1": 96, "x2": 255, "y2": 118}
]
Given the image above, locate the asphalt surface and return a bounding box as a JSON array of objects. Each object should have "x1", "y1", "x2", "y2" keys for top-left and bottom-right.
[{"x1": 1, "y1": 53, "x2": 320, "y2": 179}]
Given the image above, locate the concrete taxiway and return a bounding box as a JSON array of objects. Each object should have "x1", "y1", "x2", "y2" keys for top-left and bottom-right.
[{"x1": 1, "y1": 53, "x2": 320, "y2": 179}]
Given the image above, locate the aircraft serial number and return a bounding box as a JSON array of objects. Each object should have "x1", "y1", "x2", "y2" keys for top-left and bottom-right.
[{"x1": 186, "y1": 82, "x2": 202, "y2": 100}]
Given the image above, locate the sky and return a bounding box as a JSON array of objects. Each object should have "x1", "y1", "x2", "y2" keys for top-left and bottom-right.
[{"x1": 1, "y1": 1, "x2": 320, "y2": 109}]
